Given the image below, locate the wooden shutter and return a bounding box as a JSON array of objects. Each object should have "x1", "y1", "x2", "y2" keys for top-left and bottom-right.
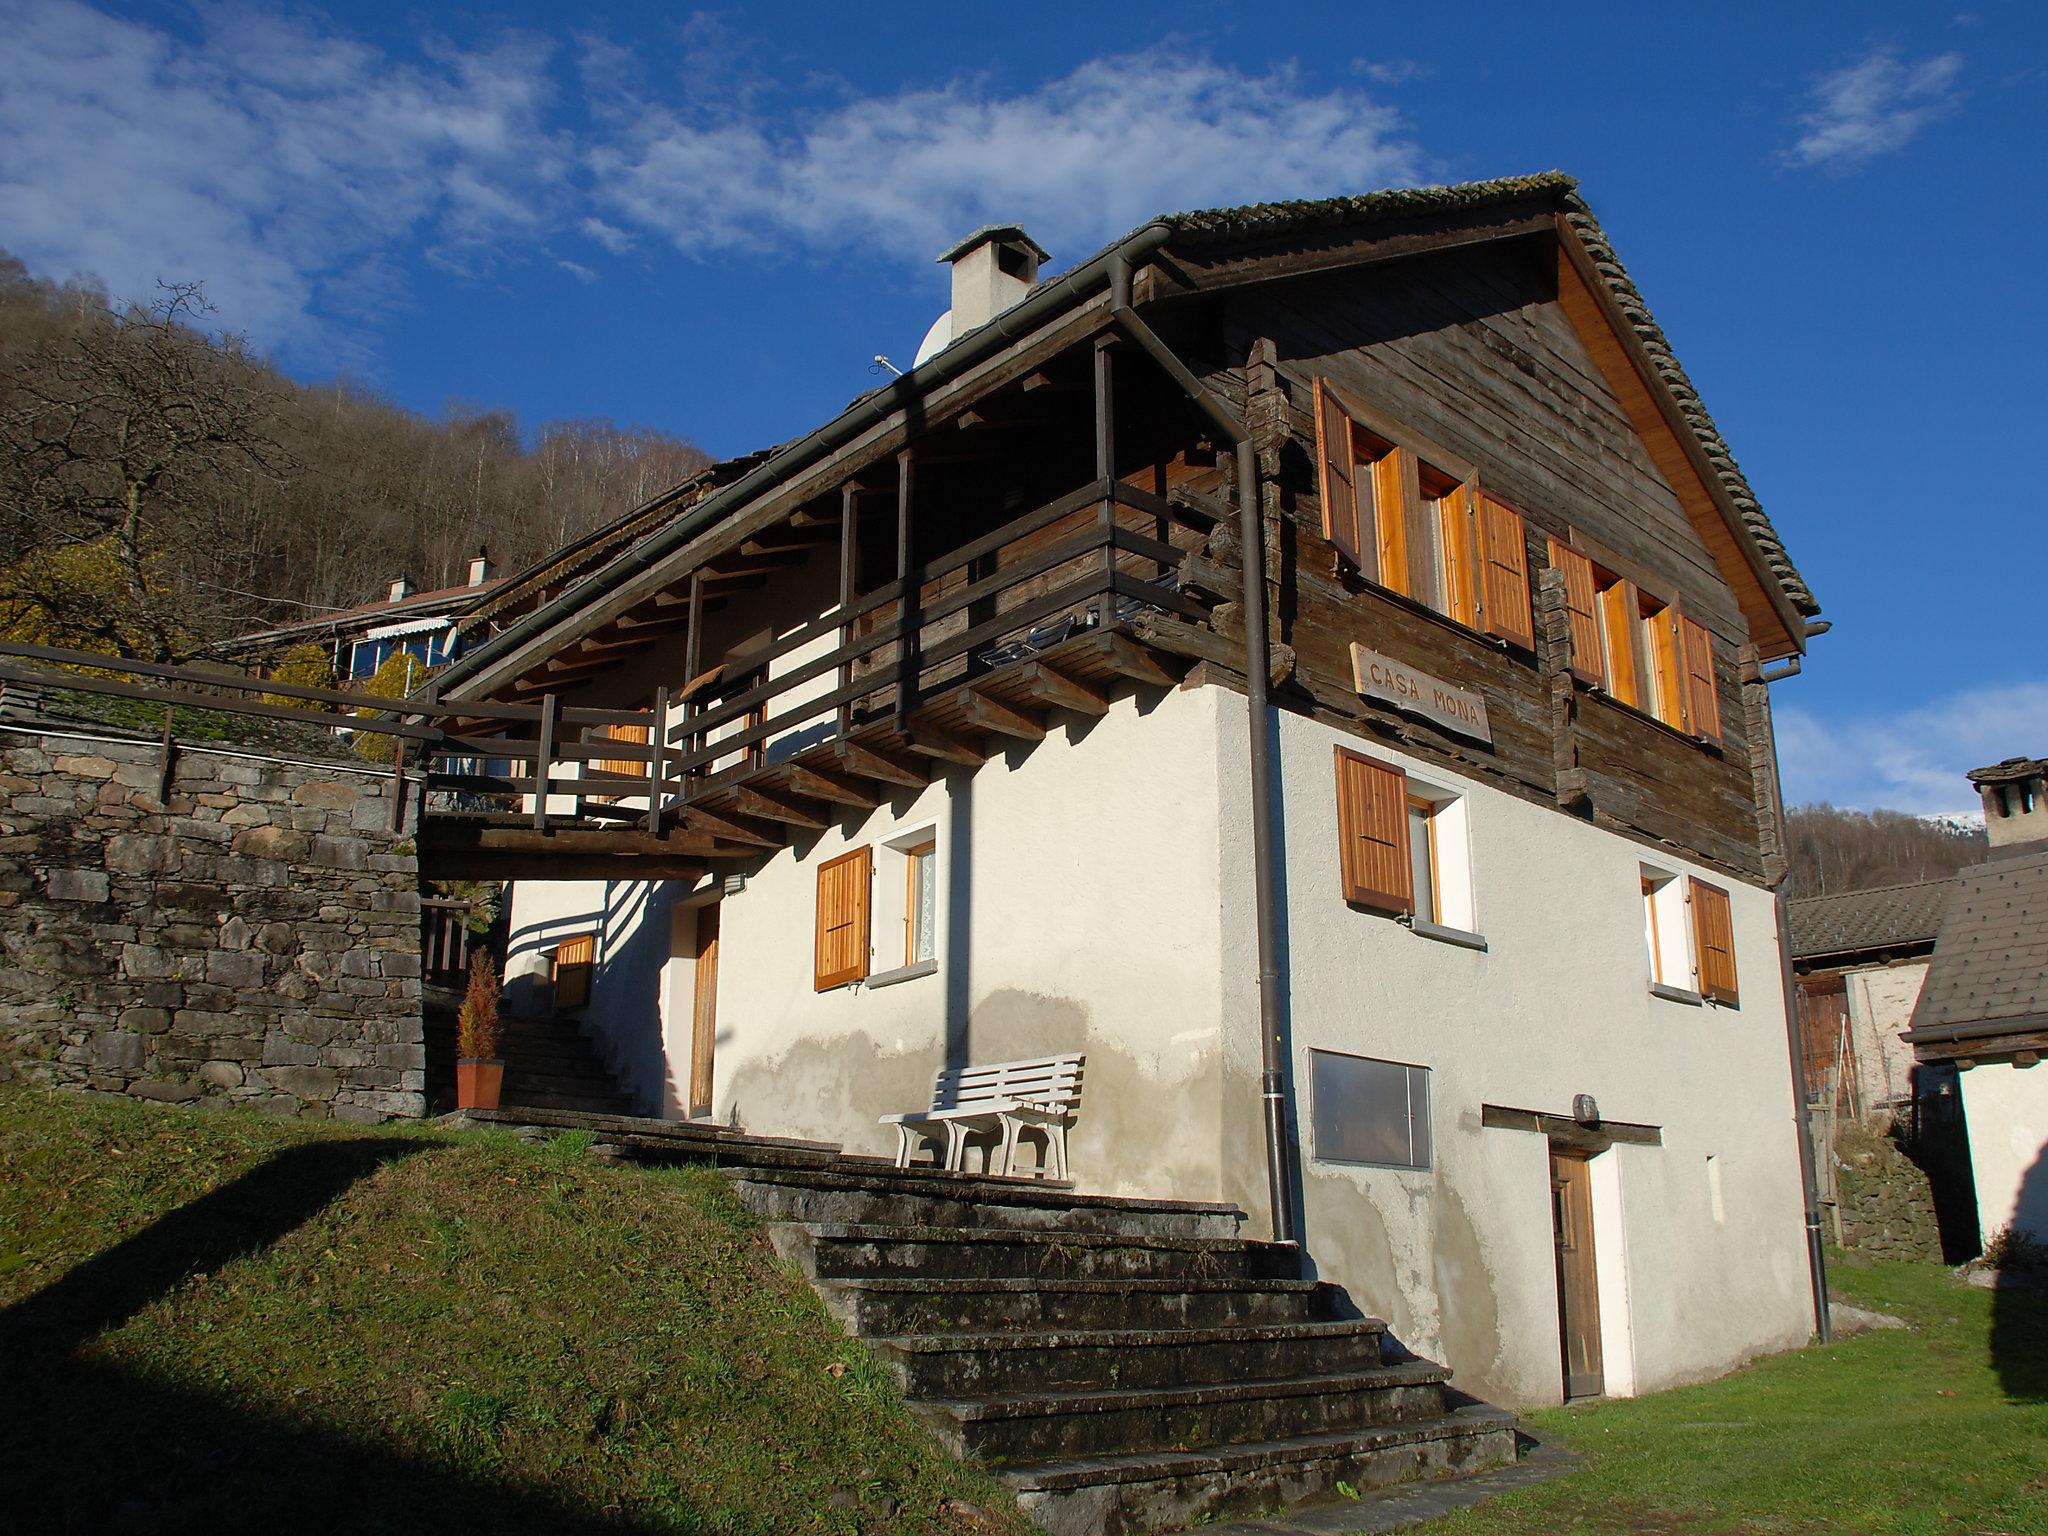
[
  {"x1": 814, "y1": 846, "x2": 872, "y2": 990},
  {"x1": 1598, "y1": 579, "x2": 1643, "y2": 708},
  {"x1": 1477, "y1": 495, "x2": 1533, "y2": 648},
  {"x1": 553, "y1": 933, "x2": 595, "y2": 1011},
  {"x1": 1689, "y1": 879, "x2": 1739, "y2": 1004},
  {"x1": 1371, "y1": 450, "x2": 1411, "y2": 596},
  {"x1": 1547, "y1": 540, "x2": 1603, "y2": 685},
  {"x1": 1680, "y1": 616, "x2": 1723, "y2": 745},
  {"x1": 1334, "y1": 747, "x2": 1412, "y2": 914},
  {"x1": 1646, "y1": 604, "x2": 1688, "y2": 730},
  {"x1": 589, "y1": 722, "x2": 651, "y2": 803},
  {"x1": 1313, "y1": 379, "x2": 1364, "y2": 571},
  {"x1": 1439, "y1": 485, "x2": 1481, "y2": 629}
]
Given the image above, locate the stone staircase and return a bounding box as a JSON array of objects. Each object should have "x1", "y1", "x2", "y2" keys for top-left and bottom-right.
[
  {"x1": 728, "y1": 1164, "x2": 1517, "y2": 1534},
  {"x1": 496, "y1": 1016, "x2": 639, "y2": 1116}
]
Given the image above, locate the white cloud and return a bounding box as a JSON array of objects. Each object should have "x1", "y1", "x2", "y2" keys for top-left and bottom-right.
[
  {"x1": 1776, "y1": 680, "x2": 2048, "y2": 815},
  {"x1": 587, "y1": 48, "x2": 1422, "y2": 266},
  {"x1": 0, "y1": 0, "x2": 565, "y2": 347},
  {"x1": 1784, "y1": 46, "x2": 1964, "y2": 170},
  {"x1": 557, "y1": 258, "x2": 597, "y2": 282},
  {"x1": 1353, "y1": 59, "x2": 1429, "y2": 86}
]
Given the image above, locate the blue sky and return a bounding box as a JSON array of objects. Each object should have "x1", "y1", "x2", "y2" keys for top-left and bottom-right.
[{"x1": 2, "y1": 1, "x2": 2043, "y2": 814}]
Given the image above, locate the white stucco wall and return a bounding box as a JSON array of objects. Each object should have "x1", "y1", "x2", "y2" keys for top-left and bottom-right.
[
  {"x1": 1845, "y1": 961, "x2": 1928, "y2": 1112},
  {"x1": 1960, "y1": 1060, "x2": 2048, "y2": 1245},
  {"x1": 1208, "y1": 696, "x2": 1814, "y2": 1408}
]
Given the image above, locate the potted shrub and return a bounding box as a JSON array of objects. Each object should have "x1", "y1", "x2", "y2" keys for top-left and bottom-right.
[{"x1": 455, "y1": 953, "x2": 504, "y2": 1110}]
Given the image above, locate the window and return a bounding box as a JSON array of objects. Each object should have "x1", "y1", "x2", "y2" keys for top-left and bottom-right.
[
  {"x1": 1546, "y1": 540, "x2": 1723, "y2": 745},
  {"x1": 1313, "y1": 378, "x2": 1532, "y2": 648},
  {"x1": 814, "y1": 846, "x2": 871, "y2": 990},
  {"x1": 1642, "y1": 868, "x2": 1738, "y2": 1005},
  {"x1": 1641, "y1": 867, "x2": 1689, "y2": 988},
  {"x1": 552, "y1": 933, "x2": 595, "y2": 1011},
  {"x1": 903, "y1": 840, "x2": 937, "y2": 964},
  {"x1": 1310, "y1": 1050, "x2": 1431, "y2": 1170},
  {"x1": 1335, "y1": 748, "x2": 1474, "y2": 933}
]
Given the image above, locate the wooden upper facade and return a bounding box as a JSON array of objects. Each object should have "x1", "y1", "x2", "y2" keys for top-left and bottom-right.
[{"x1": 430, "y1": 174, "x2": 1817, "y2": 888}]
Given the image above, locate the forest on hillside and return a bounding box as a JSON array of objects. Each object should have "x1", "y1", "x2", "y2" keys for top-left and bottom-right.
[
  {"x1": 0, "y1": 251, "x2": 709, "y2": 659},
  {"x1": 1784, "y1": 804, "x2": 1986, "y2": 898}
]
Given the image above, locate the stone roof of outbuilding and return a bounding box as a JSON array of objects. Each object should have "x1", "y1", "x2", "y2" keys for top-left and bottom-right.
[
  {"x1": 1907, "y1": 848, "x2": 2048, "y2": 1042},
  {"x1": 1157, "y1": 172, "x2": 1818, "y2": 619},
  {"x1": 1789, "y1": 878, "x2": 1953, "y2": 962}
]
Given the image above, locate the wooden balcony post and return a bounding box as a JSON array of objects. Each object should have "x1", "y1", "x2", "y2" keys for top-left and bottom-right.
[
  {"x1": 838, "y1": 483, "x2": 857, "y2": 738},
  {"x1": 534, "y1": 691, "x2": 557, "y2": 833},
  {"x1": 647, "y1": 685, "x2": 669, "y2": 834},
  {"x1": 895, "y1": 448, "x2": 917, "y2": 725},
  {"x1": 681, "y1": 570, "x2": 704, "y2": 803}
]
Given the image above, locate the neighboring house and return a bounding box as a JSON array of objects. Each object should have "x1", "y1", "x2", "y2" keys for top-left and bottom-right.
[
  {"x1": 1789, "y1": 878, "x2": 1950, "y2": 1119},
  {"x1": 429, "y1": 173, "x2": 1827, "y2": 1410},
  {"x1": 208, "y1": 550, "x2": 507, "y2": 680},
  {"x1": 1905, "y1": 757, "x2": 2048, "y2": 1249}
]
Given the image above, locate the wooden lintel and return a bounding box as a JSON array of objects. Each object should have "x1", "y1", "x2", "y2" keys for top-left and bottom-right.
[
  {"x1": 960, "y1": 689, "x2": 1046, "y2": 742},
  {"x1": 1092, "y1": 632, "x2": 1182, "y2": 687},
  {"x1": 783, "y1": 764, "x2": 879, "y2": 810},
  {"x1": 832, "y1": 741, "x2": 929, "y2": 789},
  {"x1": 419, "y1": 820, "x2": 720, "y2": 862},
  {"x1": 902, "y1": 725, "x2": 988, "y2": 767},
  {"x1": 678, "y1": 806, "x2": 785, "y2": 849},
  {"x1": 428, "y1": 852, "x2": 710, "y2": 882},
  {"x1": 734, "y1": 785, "x2": 831, "y2": 830},
  {"x1": 1020, "y1": 661, "x2": 1110, "y2": 717}
]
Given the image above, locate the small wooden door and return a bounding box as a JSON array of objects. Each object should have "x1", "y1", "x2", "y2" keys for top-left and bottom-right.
[
  {"x1": 1550, "y1": 1149, "x2": 1605, "y2": 1400},
  {"x1": 690, "y1": 904, "x2": 720, "y2": 1117}
]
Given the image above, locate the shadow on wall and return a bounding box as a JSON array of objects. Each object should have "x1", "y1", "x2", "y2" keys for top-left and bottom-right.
[
  {"x1": 944, "y1": 768, "x2": 974, "y2": 1073},
  {"x1": 502, "y1": 904, "x2": 611, "y2": 1020},
  {"x1": 0, "y1": 1138, "x2": 670, "y2": 1534},
  {"x1": 1990, "y1": 1143, "x2": 2048, "y2": 1406}
]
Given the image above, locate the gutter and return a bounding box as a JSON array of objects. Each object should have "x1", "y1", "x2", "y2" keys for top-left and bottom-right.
[
  {"x1": 1107, "y1": 254, "x2": 1299, "y2": 1249},
  {"x1": 436, "y1": 221, "x2": 1178, "y2": 702},
  {"x1": 1901, "y1": 1014, "x2": 2048, "y2": 1046}
]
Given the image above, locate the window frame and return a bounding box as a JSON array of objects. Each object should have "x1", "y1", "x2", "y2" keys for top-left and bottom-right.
[
  {"x1": 902, "y1": 838, "x2": 937, "y2": 966},
  {"x1": 1309, "y1": 1048, "x2": 1433, "y2": 1171}
]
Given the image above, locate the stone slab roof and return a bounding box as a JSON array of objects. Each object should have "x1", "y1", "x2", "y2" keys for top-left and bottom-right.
[
  {"x1": 1907, "y1": 848, "x2": 2048, "y2": 1043},
  {"x1": 1789, "y1": 878, "x2": 1953, "y2": 962},
  {"x1": 1157, "y1": 172, "x2": 1818, "y2": 618}
]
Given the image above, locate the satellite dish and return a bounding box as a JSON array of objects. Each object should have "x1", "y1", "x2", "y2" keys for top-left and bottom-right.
[{"x1": 912, "y1": 309, "x2": 953, "y2": 367}]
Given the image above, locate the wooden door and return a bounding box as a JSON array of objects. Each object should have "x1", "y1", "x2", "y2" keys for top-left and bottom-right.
[
  {"x1": 690, "y1": 904, "x2": 720, "y2": 1117},
  {"x1": 1550, "y1": 1149, "x2": 1605, "y2": 1400}
]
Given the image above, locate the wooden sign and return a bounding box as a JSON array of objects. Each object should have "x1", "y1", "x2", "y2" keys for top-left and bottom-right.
[{"x1": 1349, "y1": 643, "x2": 1493, "y2": 745}]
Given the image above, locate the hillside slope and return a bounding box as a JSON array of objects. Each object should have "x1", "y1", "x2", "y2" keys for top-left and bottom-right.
[{"x1": 0, "y1": 1087, "x2": 1029, "y2": 1535}]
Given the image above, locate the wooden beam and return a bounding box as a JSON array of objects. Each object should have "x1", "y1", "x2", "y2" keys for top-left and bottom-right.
[
  {"x1": 429, "y1": 851, "x2": 710, "y2": 882},
  {"x1": 832, "y1": 740, "x2": 929, "y2": 789},
  {"x1": 706, "y1": 549, "x2": 807, "y2": 578},
  {"x1": 735, "y1": 785, "x2": 831, "y2": 830},
  {"x1": 784, "y1": 763, "x2": 879, "y2": 810},
  {"x1": 1020, "y1": 661, "x2": 1110, "y2": 717},
  {"x1": 961, "y1": 689, "x2": 1046, "y2": 742},
  {"x1": 902, "y1": 725, "x2": 987, "y2": 767},
  {"x1": 1092, "y1": 631, "x2": 1181, "y2": 687},
  {"x1": 679, "y1": 806, "x2": 785, "y2": 849}
]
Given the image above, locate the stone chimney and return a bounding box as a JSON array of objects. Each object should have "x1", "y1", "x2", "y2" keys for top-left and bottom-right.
[
  {"x1": 467, "y1": 546, "x2": 493, "y2": 587},
  {"x1": 937, "y1": 225, "x2": 1049, "y2": 335},
  {"x1": 388, "y1": 573, "x2": 413, "y2": 603},
  {"x1": 1970, "y1": 756, "x2": 2048, "y2": 849}
]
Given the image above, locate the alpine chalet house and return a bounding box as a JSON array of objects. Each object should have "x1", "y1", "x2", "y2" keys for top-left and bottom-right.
[{"x1": 431, "y1": 175, "x2": 1826, "y2": 1430}]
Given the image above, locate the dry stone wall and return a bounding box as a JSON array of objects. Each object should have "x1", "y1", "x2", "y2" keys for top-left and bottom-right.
[
  {"x1": 0, "y1": 725, "x2": 426, "y2": 1121},
  {"x1": 1832, "y1": 1122, "x2": 1944, "y2": 1262}
]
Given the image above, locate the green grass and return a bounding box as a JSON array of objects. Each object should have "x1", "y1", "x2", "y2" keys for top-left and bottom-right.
[
  {"x1": 1416, "y1": 1255, "x2": 2048, "y2": 1536},
  {"x1": 0, "y1": 1085, "x2": 1031, "y2": 1535}
]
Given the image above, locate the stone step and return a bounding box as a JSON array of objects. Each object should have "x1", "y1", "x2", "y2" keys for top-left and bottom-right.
[
  {"x1": 725, "y1": 1165, "x2": 1241, "y2": 1240},
  {"x1": 1003, "y1": 1406, "x2": 1520, "y2": 1535},
  {"x1": 918, "y1": 1361, "x2": 1451, "y2": 1465},
  {"x1": 870, "y1": 1319, "x2": 1387, "y2": 1397},
  {"x1": 817, "y1": 1277, "x2": 1341, "y2": 1336},
  {"x1": 498, "y1": 1089, "x2": 640, "y2": 1115},
  {"x1": 780, "y1": 1223, "x2": 1301, "y2": 1284},
  {"x1": 500, "y1": 1069, "x2": 636, "y2": 1101}
]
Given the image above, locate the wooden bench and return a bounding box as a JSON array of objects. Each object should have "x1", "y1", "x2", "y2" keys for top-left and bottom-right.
[{"x1": 881, "y1": 1053, "x2": 1084, "y2": 1179}]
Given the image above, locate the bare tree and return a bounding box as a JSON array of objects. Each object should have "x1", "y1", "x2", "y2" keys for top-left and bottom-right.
[{"x1": 1785, "y1": 804, "x2": 1987, "y2": 898}]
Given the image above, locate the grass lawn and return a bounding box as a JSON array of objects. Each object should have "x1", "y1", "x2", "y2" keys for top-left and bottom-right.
[
  {"x1": 1414, "y1": 1257, "x2": 2048, "y2": 1536},
  {"x1": 0, "y1": 1085, "x2": 1032, "y2": 1536}
]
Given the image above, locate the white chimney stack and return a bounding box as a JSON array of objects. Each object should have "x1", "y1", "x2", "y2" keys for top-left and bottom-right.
[
  {"x1": 467, "y1": 546, "x2": 493, "y2": 587},
  {"x1": 916, "y1": 226, "x2": 1050, "y2": 364},
  {"x1": 388, "y1": 573, "x2": 413, "y2": 603}
]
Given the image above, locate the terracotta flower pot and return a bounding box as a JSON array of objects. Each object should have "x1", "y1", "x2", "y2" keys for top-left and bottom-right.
[{"x1": 457, "y1": 1058, "x2": 504, "y2": 1110}]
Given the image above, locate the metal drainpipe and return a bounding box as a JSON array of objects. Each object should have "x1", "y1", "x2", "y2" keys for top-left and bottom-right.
[{"x1": 1106, "y1": 256, "x2": 1297, "y2": 1246}]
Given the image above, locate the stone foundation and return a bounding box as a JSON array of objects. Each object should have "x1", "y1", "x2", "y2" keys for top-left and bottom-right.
[{"x1": 0, "y1": 725, "x2": 425, "y2": 1122}]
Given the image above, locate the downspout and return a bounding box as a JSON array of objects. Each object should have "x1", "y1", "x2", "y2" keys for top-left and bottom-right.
[{"x1": 1108, "y1": 257, "x2": 1299, "y2": 1247}]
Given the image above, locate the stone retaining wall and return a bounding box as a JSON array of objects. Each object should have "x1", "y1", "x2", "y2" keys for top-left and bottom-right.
[
  {"x1": 1833, "y1": 1121, "x2": 1944, "y2": 1262},
  {"x1": 0, "y1": 725, "x2": 426, "y2": 1121}
]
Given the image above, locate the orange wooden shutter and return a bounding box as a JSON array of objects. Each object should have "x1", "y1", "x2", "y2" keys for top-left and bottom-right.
[
  {"x1": 1371, "y1": 450, "x2": 1410, "y2": 596},
  {"x1": 553, "y1": 933, "x2": 595, "y2": 1011},
  {"x1": 1679, "y1": 616, "x2": 1723, "y2": 745},
  {"x1": 1313, "y1": 379, "x2": 1364, "y2": 571},
  {"x1": 1547, "y1": 540, "x2": 1604, "y2": 685},
  {"x1": 1439, "y1": 485, "x2": 1481, "y2": 629},
  {"x1": 1599, "y1": 579, "x2": 1643, "y2": 707},
  {"x1": 814, "y1": 846, "x2": 872, "y2": 990},
  {"x1": 1334, "y1": 747, "x2": 1412, "y2": 914},
  {"x1": 1689, "y1": 879, "x2": 1739, "y2": 1004},
  {"x1": 1477, "y1": 495, "x2": 1533, "y2": 648}
]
